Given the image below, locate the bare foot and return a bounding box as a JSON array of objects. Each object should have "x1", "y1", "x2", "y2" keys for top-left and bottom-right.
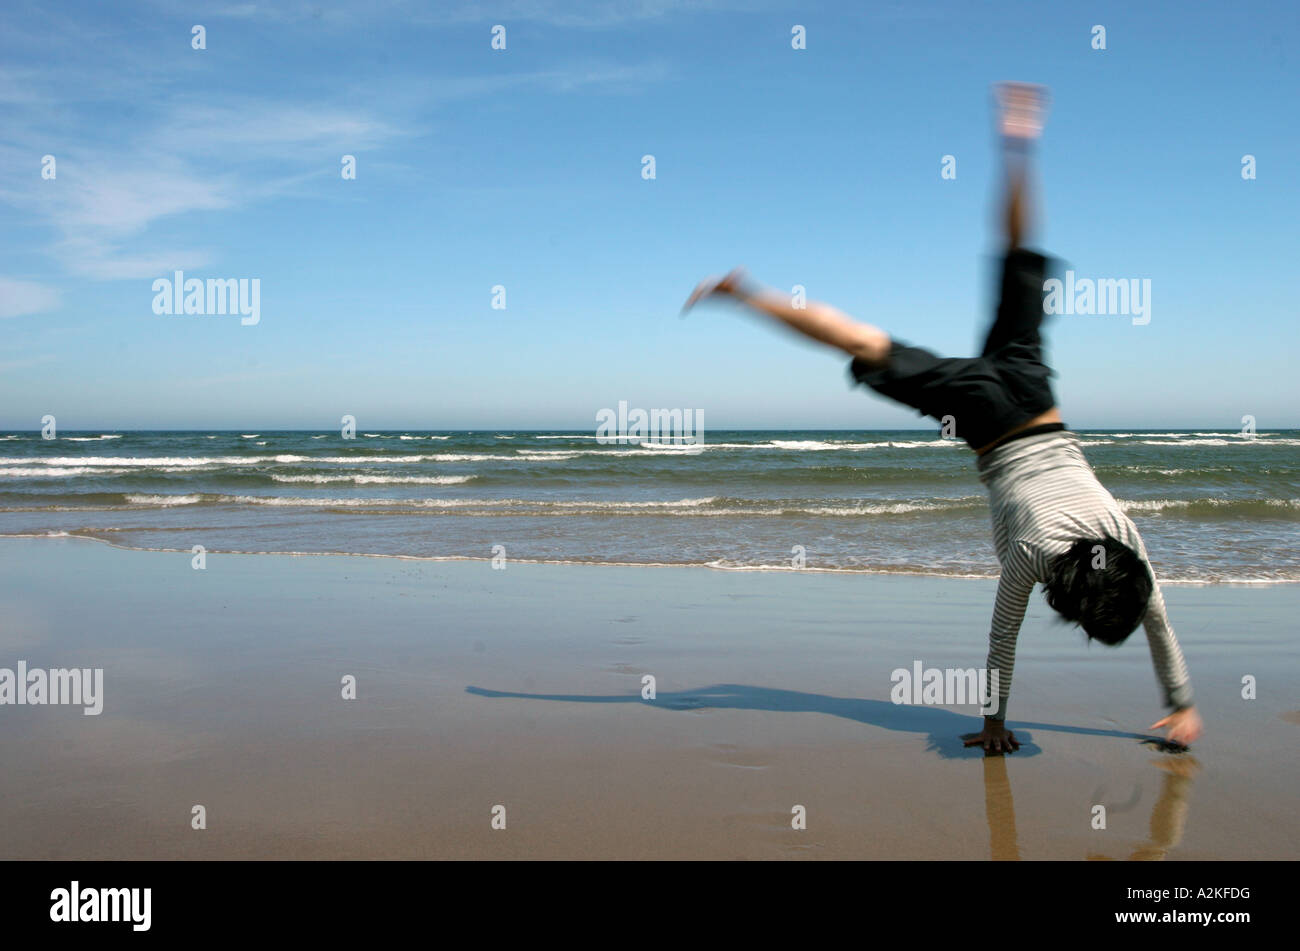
[{"x1": 994, "y1": 81, "x2": 1049, "y2": 140}]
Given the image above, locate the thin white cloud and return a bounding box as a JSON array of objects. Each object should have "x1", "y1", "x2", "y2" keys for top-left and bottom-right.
[
  {"x1": 1, "y1": 101, "x2": 390, "y2": 279},
  {"x1": 2, "y1": 57, "x2": 669, "y2": 279},
  {"x1": 47, "y1": 163, "x2": 232, "y2": 236},
  {"x1": 3, "y1": 153, "x2": 235, "y2": 279},
  {"x1": 50, "y1": 238, "x2": 215, "y2": 282},
  {"x1": 156, "y1": 104, "x2": 395, "y2": 157},
  {"x1": 0, "y1": 278, "x2": 61, "y2": 318},
  {"x1": 0, "y1": 0, "x2": 676, "y2": 285}
]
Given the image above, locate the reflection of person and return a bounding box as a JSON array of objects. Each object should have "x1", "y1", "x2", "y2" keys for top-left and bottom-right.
[
  {"x1": 684, "y1": 83, "x2": 1201, "y2": 754},
  {"x1": 981, "y1": 753, "x2": 1198, "y2": 861},
  {"x1": 982, "y1": 756, "x2": 1020, "y2": 861},
  {"x1": 1126, "y1": 758, "x2": 1199, "y2": 861},
  {"x1": 1085, "y1": 758, "x2": 1200, "y2": 861}
]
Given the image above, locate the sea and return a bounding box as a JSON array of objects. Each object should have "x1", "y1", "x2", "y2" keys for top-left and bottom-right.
[{"x1": 1, "y1": 429, "x2": 1296, "y2": 583}]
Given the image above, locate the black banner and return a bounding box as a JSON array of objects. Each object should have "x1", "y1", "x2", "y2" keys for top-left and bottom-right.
[{"x1": 2, "y1": 860, "x2": 1281, "y2": 938}]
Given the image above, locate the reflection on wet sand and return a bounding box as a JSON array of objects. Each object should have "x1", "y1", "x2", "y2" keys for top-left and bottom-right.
[
  {"x1": 1120, "y1": 758, "x2": 1200, "y2": 861},
  {"x1": 982, "y1": 755, "x2": 1021, "y2": 861},
  {"x1": 979, "y1": 751, "x2": 1199, "y2": 861}
]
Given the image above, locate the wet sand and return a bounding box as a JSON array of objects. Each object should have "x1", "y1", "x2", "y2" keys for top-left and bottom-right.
[{"x1": 0, "y1": 536, "x2": 1296, "y2": 859}]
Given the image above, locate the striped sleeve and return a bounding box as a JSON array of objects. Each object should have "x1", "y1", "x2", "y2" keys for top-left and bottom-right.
[
  {"x1": 1123, "y1": 518, "x2": 1195, "y2": 709},
  {"x1": 1141, "y1": 580, "x2": 1194, "y2": 709},
  {"x1": 985, "y1": 548, "x2": 1035, "y2": 721}
]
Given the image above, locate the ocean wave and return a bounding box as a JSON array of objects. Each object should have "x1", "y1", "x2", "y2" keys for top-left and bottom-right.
[
  {"x1": 91, "y1": 493, "x2": 985, "y2": 517},
  {"x1": 270, "y1": 474, "x2": 476, "y2": 485},
  {"x1": 65, "y1": 435, "x2": 122, "y2": 441},
  {"x1": 1090, "y1": 432, "x2": 1292, "y2": 440},
  {"x1": 765, "y1": 438, "x2": 960, "y2": 450},
  {"x1": 1135, "y1": 438, "x2": 1300, "y2": 447},
  {"x1": 0, "y1": 454, "x2": 485, "y2": 467},
  {"x1": 634, "y1": 441, "x2": 706, "y2": 452},
  {"x1": 586, "y1": 439, "x2": 961, "y2": 451},
  {"x1": 0, "y1": 466, "x2": 135, "y2": 477},
  {"x1": 1096, "y1": 432, "x2": 1216, "y2": 439},
  {"x1": 0, "y1": 456, "x2": 259, "y2": 467},
  {"x1": 425, "y1": 452, "x2": 582, "y2": 462},
  {"x1": 221, "y1": 495, "x2": 723, "y2": 509},
  {"x1": 0, "y1": 455, "x2": 278, "y2": 467},
  {"x1": 1105, "y1": 465, "x2": 1240, "y2": 475},
  {"x1": 511, "y1": 443, "x2": 950, "y2": 458},
  {"x1": 529, "y1": 436, "x2": 967, "y2": 450},
  {"x1": 0, "y1": 442, "x2": 977, "y2": 470},
  {"x1": 1120, "y1": 497, "x2": 1300, "y2": 514},
  {"x1": 30, "y1": 490, "x2": 1291, "y2": 520}
]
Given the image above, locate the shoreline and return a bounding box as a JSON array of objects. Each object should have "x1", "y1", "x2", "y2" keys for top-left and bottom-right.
[{"x1": 1, "y1": 531, "x2": 1293, "y2": 586}]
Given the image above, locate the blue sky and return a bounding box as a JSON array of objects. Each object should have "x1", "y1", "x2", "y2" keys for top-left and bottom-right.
[{"x1": 1, "y1": 0, "x2": 1296, "y2": 430}]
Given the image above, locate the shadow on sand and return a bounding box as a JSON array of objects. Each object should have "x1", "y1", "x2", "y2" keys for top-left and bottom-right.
[{"x1": 466, "y1": 682, "x2": 1162, "y2": 759}]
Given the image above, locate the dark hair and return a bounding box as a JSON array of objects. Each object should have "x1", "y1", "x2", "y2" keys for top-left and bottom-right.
[{"x1": 1042, "y1": 537, "x2": 1152, "y2": 645}]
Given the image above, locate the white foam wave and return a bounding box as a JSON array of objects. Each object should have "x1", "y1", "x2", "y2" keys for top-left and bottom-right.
[
  {"x1": 1120, "y1": 498, "x2": 1299, "y2": 513},
  {"x1": 1, "y1": 454, "x2": 474, "y2": 467},
  {"x1": 108, "y1": 493, "x2": 986, "y2": 518},
  {"x1": 212, "y1": 495, "x2": 721, "y2": 510},
  {"x1": 2, "y1": 456, "x2": 265, "y2": 467},
  {"x1": 769, "y1": 439, "x2": 874, "y2": 450},
  {"x1": 1135, "y1": 438, "x2": 1300, "y2": 447},
  {"x1": 1092, "y1": 432, "x2": 1288, "y2": 439},
  {"x1": 797, "y1": 499, "x2": 982, "y2": 516},
  {"x1": 125, "y1": 493, "x2": 203, "y2": 506},
  {"x1": 270, "y1": 474, "x2": 475, "y2": 485},
  {"x1": 0, "y1": 466, "x2": 134, "y2": 477}
]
